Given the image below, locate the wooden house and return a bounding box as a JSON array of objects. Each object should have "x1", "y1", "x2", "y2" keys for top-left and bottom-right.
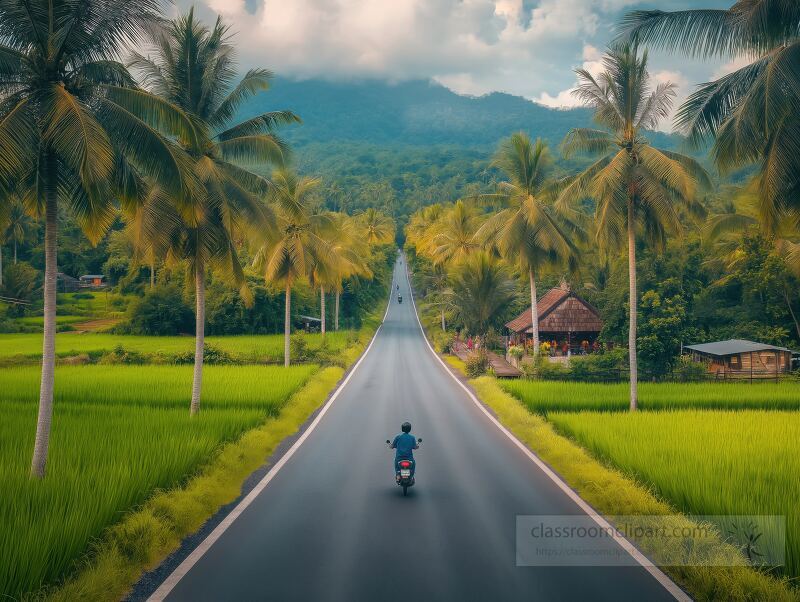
[
  {"x1": 685, "y1": 339, "x2": 796, "y2": 379},
  {"x1": 505, "y1": 282, "x2": 603, "y2": 355},
  {"x1": 79, "y1": 274, "x2": 106, "y2": 288}
]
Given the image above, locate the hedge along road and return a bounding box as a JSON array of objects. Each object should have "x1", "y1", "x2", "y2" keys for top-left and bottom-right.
[{"x1": 148, "y1": 256, "x2": 684, "y2": 602}]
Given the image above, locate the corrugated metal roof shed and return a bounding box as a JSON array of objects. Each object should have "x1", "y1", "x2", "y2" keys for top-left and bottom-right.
[{"x1": 685, "y1": 339, "x2": 796, "y2": 356}]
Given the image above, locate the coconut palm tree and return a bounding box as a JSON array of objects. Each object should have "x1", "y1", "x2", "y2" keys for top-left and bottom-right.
[
  {"x1": 475, "y1": 133, "x2": 580, "y2": 357},
  {"x1": 254, "y1": 169, "x2": 329, "y2": 366},
  {"x1": 558, "y1": 44, "x2": 710, "y2": 410},
  {"x1": 130, "y1": 9, "x2": 297, "y2": 414},
  {"x1": 427, "y1": 200, "x2": 483, "y2": 266},
  {"x1": 321, "y1": 212, "x2": 372, "y2": 332},
  {"x1": 0, "y1": 0, "x2": 199, "y2": 478},
  {"x1": 445, "y1": 252, "x2": 516, "y2": 337},
  {"x1": 359, "y1": 208, "x2": 395, "y2": 246},
  {"x1": 405, "y1": 204, "x2": 444, "y2": 256},
  {"x1": 405, "y1": 205, "x2": 451, "y2": 330},
  {"x1": 620, "y1": 1, "x2": 800, "y2": 228},
  {"x1": 5, "y1": 200, "x2": 31, "y2": 264}
]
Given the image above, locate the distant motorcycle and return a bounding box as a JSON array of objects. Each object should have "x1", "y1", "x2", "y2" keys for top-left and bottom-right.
[
  {"x1": 398, "y1": 294, "x2": 402, "y2": 304},
  {"x1": 386, "y1": 438, "x2": 422, "y2": 496}
]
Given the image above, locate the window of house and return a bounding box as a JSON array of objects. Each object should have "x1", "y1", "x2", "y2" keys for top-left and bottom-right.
[{"x1": 729, "y1": 354, "x2": 741, "y2": 369}]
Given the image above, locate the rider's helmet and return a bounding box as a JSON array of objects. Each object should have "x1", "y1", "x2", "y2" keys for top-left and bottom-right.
[{"x1": 401, "y1": 422, "x2": 411, "y2": 433}]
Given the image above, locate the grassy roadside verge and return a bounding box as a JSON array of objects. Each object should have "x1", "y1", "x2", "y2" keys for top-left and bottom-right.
[
  {"x1": 447, "y1": 368, "x2": 798, "y2": 600},
  {"x1": 37, "y1": 316, "x2": 382, "y2": 602}
]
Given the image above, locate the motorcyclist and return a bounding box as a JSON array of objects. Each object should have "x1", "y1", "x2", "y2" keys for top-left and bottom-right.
[
  {"x1": 390, "y1": 422, "x2": 418, "y2": 482},
  {"x1": 398, "y1": 294, "x2": 402, "y2": 303}
]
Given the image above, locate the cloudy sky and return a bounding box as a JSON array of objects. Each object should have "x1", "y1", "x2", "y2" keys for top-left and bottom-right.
[{"x1": 174, "y1": 0, "x2": 738, "y2": 128}]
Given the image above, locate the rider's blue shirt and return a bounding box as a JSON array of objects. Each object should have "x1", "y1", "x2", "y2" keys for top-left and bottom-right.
[{"x1": 391, "y1": 432, "x2": 417, "y2": 459}]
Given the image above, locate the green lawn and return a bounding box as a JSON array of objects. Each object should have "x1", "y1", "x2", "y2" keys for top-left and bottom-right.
[
  {"x1": 548, "y1": 410, "x2": 800, "y2": 580},
  {"x1": 0, "y1": 364, "x2": 317, "y2": 598},
  {"x1": 501, "y1": 379, "x2": 800, "y2": 413},
  {"x1": 0, "y1": 331, "x2": 350, "y2": 362}
]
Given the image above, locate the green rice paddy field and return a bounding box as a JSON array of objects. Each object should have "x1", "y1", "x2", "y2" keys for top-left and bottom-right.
[
  {"x1": 501, "y1": 379, "x2": 800, "y2": 412},
  {"x1": 0, "y1": 331, "x2": 349, "y2": 362},
  {"x1": 548, "y1": 410, "x2": 800, "y2": 580},
  {"x1": 0, "y1": 364, "x2": 317, "y2": 598}
]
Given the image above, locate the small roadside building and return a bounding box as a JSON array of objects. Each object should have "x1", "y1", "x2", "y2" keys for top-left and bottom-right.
[
  {"x1": 505, "y1": 282, "x2": 603, "y2": 355},
  {"x1": 685, "y1": 339, "x2": 796, "y2": 378},
  {"x1": 79, "y1": 274, "x2": 106, "y2": 288}
]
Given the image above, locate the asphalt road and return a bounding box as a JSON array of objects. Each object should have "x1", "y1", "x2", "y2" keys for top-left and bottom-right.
[{"x1": 155, "y1": 257, "x2": 682, "y2": 602}]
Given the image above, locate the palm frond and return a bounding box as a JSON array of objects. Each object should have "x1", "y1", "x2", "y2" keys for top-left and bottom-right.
[
  {"x1": 216, "y1": 110, "x2": 300, "y2": 141},
  {"x1": 216, "y1": 134, "x2": 287, "y2": 166},
  {"x1": 209, "y1": 68, "x2": 274, "y2": 128},
  {"x1": 619, "y1": 9, "x2": 745, "y2": 58},
  {"x1": 560, "y1": 128, "x2": 615, "y2": 158}
]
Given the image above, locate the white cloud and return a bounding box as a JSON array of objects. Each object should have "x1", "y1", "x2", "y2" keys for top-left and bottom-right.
[
  {"x1": 712, "y1": 55, "x2": 752, "y2": 79},
  {"x1": 170, "y1": 0, "x2": 727, "y2": 128},
  {"x1": 535, "y1": 43, "x2": 603, "y2": 108}
]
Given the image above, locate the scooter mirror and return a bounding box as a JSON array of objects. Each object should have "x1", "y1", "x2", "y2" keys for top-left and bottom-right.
[
  {"x1": 385, "y1": 440, "x2": 391, "y2": 445},
  {"x1": 417, "y1": 438, "x2": 422, "y2": 443}
]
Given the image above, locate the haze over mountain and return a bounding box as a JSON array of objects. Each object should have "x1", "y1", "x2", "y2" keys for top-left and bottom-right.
[{"x1": 241, "y1": 77, "x2": 682, "y2": 151}]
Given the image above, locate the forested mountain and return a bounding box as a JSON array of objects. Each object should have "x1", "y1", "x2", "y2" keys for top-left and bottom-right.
[
  {"x1": 243, "y1": 77, "x2": 681, "y2": 150},
  {"x1": 240, "y1": 78, "x2": 689, "y2": 223}
]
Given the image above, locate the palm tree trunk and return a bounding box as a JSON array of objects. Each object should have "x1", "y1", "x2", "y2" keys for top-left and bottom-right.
[
  {"x1": 190, "y1": 260, "x2": 205, "y2": 417},
  {"x1": 0, "y1": 245, "x2": 3, "y2": 287},
  {"x1": 149, "y1": 260, "x2": 155, "y2": 288},
  {"x1": 320, "y1": 286, "x2": 326, "y2": 337},
  {"x1": 31, "y1": 156, "x2": 58, "y2": 479},
  {"x1": 14, "y1": 239, "x2": 17, "y2": 264},
  {"x1": 627, "y1": 200, "x2": 638, "y2": 411},
  {"x1": 441, "y1": 307, "x2": 446, "y2": 331},
  {"x1": 335, "y1": 291, "x2": 340, "y2": 331},
  {"x1": 284, "y1": 284, "x2": 291, "y2": 367},
  {"x1": 529, "y1": 267, "x2": 540, "y2": 357},
  {"x1": 783, "y1": 287, "x2": 800, "y2": 340}
]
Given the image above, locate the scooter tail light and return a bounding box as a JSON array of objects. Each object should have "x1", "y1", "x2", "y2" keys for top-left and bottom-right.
[{"x1": 399, "y1": 461, "x2": 411, "y2": 468}]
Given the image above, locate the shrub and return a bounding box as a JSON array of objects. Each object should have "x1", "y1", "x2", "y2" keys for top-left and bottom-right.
[
  {"x1": 123, "y1": 284, "x2": 193, "y2": 336},
  {"x1": 508, "y1": 345, "x2": 524, "y2": 360},
  {"x1": 432, "y1": 330, "x2": 455, "y2": 353},
  {"x1": 72, "y1": 292, "x2": 95, "y2": 300},
  {"x1": 569, "y1": 348, "x2": 627, "y2": 381},
  {"x1": 169, "y1": 344, "x2": 237, "y2": 365},
  {"x1": 1, "y1": 262, "x2": 38, "y2": 316},
  {"x1": 99, "y1": 345, "x2": 147, "y2": 365},
  {"x1": 465, "y1": 350, "x2": 489, "y2": 378},
  {"x1": 671, "y1": 355, "x2": 708, "y2": 382},
  {"x1": 290, "y1": 333, "x2": 309, "y2": 362}
]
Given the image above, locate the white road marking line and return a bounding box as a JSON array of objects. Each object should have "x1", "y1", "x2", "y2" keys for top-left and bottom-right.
[
  {"x1": 147, "y1": 274, "x2": 396, "y2": 601},
  {"x1": 402, "y1": 258, "x2": 691, "y2": 602}
]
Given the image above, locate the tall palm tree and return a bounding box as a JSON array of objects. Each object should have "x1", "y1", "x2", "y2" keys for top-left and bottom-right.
[
  {"x1": 321, "y1": 212, "x2": 372, "y2": 332},
  {"x1": 558, "y1": 45, "x2": 710, "y2": 410},
  {"x1": 427, "y1": 200, "x2": 482, "y2": 266},
  {"x1": 254, "y1": 169, "x2": 329, "y2": 366},
  {"x1": 445, "y1": 252, "x2": 517, "y2": 337},
  {"x1": 476, "y1": 133, "x2": 580, "y2": 356},
  {"x1": 131, "y1": 9, "x2": 297, "y2": 414},
  {"x1": 0, "y1": 194, "x2": 10, "y2": 287},
  {"x1": 620, "y1": 1, "x2": 800, "y2": 228},
  {"x1": 405, "y1": 204, "x2": 450, "y2": 329},
  {"x1": 405, "y1": 204, "x2": 444, "y2": 256},
  {"x1": 704, "y1": 182, "x2": 800, "y2": 336},
  {"x1": 5, "y1": 200, "x2": 32, "y2": 264},
  {"x1": 359, "y1": 208, "x2": 395, "y2": 246},
  {"x1": 0, "y1": 0, "x2": 198, "y2": 478}
]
